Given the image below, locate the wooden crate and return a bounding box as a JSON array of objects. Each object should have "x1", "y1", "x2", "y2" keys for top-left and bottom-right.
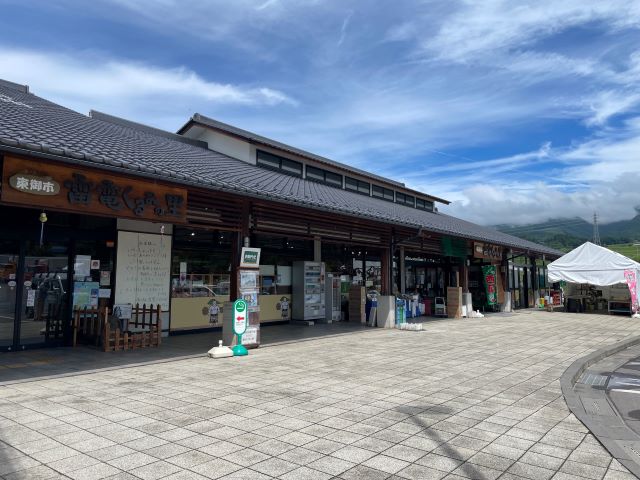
[
  {"x1": 447, "y1": 287, "x2": 462, "y2": 318},
  {"x1": 349, "y1": 286, "x2": 366, "y2": 323}
]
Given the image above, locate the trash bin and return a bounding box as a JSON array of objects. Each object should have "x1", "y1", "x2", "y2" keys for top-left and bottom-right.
[{"x1": 395, "y1": 298, "x2": 405, "y2": 324}]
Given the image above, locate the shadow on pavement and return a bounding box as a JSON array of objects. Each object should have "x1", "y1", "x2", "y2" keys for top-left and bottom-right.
[
  {"x1": 400, "y1": 404, "x2": 485, "y2": 479},
  {"x1": 0, "y1": 321, "x2": 371, "y2": 385}
]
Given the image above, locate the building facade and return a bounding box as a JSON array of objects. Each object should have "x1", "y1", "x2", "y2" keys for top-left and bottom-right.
[{"x1": 0, "y1": 79, "x2": 560, "y2": 351}]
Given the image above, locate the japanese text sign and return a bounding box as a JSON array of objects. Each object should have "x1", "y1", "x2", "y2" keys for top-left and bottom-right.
[
  {"x1": 232, "y1": 299, "x2": 248, "y2": 335},
  {"x1": 482, "y1": 265, "x2": 498, "y2": 306},
  {"x1": 2, "y1": 155, "x2": 187, "y2": 223},
  {"x1": 474, "y1": 242, "x2": 503, "y2": 260}
]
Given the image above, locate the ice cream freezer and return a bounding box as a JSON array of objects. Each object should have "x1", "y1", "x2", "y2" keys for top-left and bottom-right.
[{"x1": 292, "y1": 261, "x2": 325, "y2": 324}]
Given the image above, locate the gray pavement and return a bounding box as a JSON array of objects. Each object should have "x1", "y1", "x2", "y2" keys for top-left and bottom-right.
[{"x1": 1, "y1": 310, "x2": 640, "y2": 479}]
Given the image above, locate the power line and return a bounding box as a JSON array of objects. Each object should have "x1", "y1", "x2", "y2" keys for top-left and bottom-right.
[{"x1": 593, "y1": 212, "x2": 601, "y2": 245}]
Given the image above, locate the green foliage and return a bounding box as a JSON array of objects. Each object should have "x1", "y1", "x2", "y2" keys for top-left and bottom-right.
[{"x1": 496, "y1": 215, "x2": 640, "y2": 253}]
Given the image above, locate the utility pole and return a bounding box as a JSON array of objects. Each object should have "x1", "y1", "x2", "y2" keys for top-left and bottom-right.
[{"x1": 593, "y1": 212, "x2": 601, "y2": 246}]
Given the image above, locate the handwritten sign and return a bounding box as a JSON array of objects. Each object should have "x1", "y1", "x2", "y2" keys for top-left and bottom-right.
[{"x1": 114, "y1": 231, "x2": 171, "y2": 310}]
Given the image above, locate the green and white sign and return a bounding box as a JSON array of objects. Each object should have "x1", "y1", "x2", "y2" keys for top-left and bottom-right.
[
  {"x1": 232, "y1": 299, "x2": 248, "y2": 335},
  {"x1": 240, "y1": 247, "x2": 261, "y2": 268}
]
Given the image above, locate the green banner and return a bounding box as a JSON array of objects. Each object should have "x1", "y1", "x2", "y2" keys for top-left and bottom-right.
[{"x1": 482, "y1": 265, "x2": 497, "y2": 306}]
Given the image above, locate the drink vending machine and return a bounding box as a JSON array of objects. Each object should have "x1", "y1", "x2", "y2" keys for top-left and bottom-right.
[
  {"x1": 292, "y1": 261, "x2": 325, "y2": 324},
  {"x1": 324, "y1": 274, "x2": 341, "y2": 323}
]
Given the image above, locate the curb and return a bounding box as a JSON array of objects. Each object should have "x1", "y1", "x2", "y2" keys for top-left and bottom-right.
[{"x1": 560, "y1": 334, "x2": 640, "y2": 478}]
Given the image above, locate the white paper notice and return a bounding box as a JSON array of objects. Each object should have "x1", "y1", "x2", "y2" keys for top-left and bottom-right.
[
  {"x1": 242, "y1": 326, "x2": 258, "y2": 345},
  {"x1": 26, "y1": 289, "x2": 36, "y2": 307},
  {"x1": 114, "y1": 231, "x2": 171, "y2": 310}
]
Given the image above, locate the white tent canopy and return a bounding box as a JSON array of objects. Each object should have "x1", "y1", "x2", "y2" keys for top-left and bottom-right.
[{"x1": 548, "y1": 242, "x2": 640, "y2": 286}]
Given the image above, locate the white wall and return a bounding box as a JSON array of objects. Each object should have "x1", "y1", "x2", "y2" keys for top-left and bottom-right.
[{"x1": 194, "y1": 129, "x2": 255, "y2": 164}]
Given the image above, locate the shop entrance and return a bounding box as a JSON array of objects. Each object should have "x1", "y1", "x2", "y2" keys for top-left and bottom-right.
[
  {"x1": 0, "y1": 206, "x2": 117, "y2": 351},
  {"x1": 0, "y1": 239, "x2": 70, "y2": 351}
]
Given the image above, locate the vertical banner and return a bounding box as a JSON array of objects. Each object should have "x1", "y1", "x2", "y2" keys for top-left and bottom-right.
[
  {"x1": 482, "y1": 265, "x2": 497, "y2": 306},
  {"x1": 624, "y1": 269, "x2": 639, "y2": 313}
]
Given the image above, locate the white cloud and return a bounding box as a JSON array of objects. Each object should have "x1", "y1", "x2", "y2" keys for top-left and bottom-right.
[
  {"x1": 424, "y1": 1, "x2": 640, "y2": 64},
  {"x1": 444, "y1": 175, "x2": 640, "y2": 226},
  {"x1": 0, "y1": 47, "x2": 295, "y2": 128}
]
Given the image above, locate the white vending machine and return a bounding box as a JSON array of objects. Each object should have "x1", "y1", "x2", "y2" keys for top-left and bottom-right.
[
  {"x1": 292, "y1": 261, "x2": 325, "y2": 324},
  {"x1": 325, "y1": 274, "x2": 341, "y2": 323}
]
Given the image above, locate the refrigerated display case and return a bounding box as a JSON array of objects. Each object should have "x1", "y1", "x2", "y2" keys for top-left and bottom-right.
[
  {"x1": 324, "y1": 273, "x2": 341, "y2": 323},
  {"x1": 292, "y1": 261, "x2": 325, "y2": 323}
]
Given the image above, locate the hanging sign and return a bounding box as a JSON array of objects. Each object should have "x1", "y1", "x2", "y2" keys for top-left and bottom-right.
[
  {"x1": 474, "y1": 242, "x2": 503, "y2": 261},
  {"x1": 240, "y1": 247, "x2": 261, "y2": 268},
  {"x1": 232, "y1": 299, "x2": 248, "y2": 335},
  {"x1": 482, "y1": 265, "x2": 498, "y2": 306},
  {"x1": 624, "y1": 270, "x2": 639, "y2": 313}
]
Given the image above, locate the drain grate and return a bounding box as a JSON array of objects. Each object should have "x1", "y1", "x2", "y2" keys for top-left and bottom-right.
[
  {"x1": 581, "y1": 397, "x2": 616, "y2": 417},
  {"x1": 578, "y1": 372, "x2": 609, "y2": 387},
  {"x1": 619, "y1": 441, "x2": 640, "y2": 462}
]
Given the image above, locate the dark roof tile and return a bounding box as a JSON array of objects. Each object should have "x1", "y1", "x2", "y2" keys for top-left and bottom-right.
[{"x1": 0, "y1": 82, "x2": 561, "y2": 256}]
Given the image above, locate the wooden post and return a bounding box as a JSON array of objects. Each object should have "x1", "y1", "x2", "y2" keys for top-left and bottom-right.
[{"x1": 72, "y1": 308, "x2": 78, "y2": 347}]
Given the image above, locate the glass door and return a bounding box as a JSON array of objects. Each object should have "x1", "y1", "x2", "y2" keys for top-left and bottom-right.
[
  {"x1": 19, "y1": 242, "x2": 69, "y2": 347},
  {"x1": 0, "y1": 241, "x2": 20, "y2": 349}
]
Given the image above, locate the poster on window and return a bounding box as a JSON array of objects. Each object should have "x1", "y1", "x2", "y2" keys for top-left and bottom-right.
[
  {"x1": 624, "y1": 270, "x2": 639, "y2": 313},
  {"x1": 482, "y1": 265, "x2": 497, "y2": 306}
]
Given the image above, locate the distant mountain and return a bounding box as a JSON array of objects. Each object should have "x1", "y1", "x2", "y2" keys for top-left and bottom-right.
[{"x1": 495, "y1": 214, "x2": 640, "y2": 252}]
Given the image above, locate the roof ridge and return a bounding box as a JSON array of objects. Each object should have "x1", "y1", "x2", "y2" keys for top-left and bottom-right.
[
  {"x1": 0, "y1": 79, "x2": 29, "y2": 93},
  {"x1": 90, "y1": 110, "x2": 208, "y2": 149}
]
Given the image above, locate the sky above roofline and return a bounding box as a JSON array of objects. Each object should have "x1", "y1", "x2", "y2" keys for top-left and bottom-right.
[{"x1": 0, "y1": 0, "x2": 639, "y2": 226}]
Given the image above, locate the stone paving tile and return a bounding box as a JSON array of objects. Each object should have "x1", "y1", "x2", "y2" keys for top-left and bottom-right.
[
  {"x1": 279, "y1": 465, "x2": 333, "y2": 480},
  {"x1": 67, "y1": 462, "x2": 122, "y2": 480},
  {"x1": 339, "y1": 465, "x2": 390, "y2": 480},
  {"x1": 559, "y1": 459, "x2": 608, "y2": 480},
  {"x1": 129, "y1": 460, "x2": 183, "y2": 480},
  {"x1": 362, "y1": 454, "x2": 410, "y2": 474},
  {"x1": 1, "y1": 312, "x2": 639, "y2": 480}
]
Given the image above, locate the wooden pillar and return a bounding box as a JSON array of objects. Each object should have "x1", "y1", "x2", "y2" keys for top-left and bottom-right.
[
  {"x1": 314, "y1": 236, "x2": 321, "y2": 262},
  {"x1": 231, "y1": 200, "x2": 251, "y2": 300},
  {"x1": 381, "y1": 247, "x2": 390, "y2": 295},
  {"x1": 461, "y1": 259, "x2": 469, "y2": 293},
  {"x1": 399, "y1": 246, "x2": 406, "y2": 294}
]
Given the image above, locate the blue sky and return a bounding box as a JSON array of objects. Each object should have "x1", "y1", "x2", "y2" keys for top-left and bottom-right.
[{"x1": 1, "y1": 0, "x2": 639, "y2": 226}]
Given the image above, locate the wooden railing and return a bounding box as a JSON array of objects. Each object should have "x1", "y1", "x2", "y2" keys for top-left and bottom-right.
[
  {"x1": 72, "y1": 304, "x2": 162, "y2": 351},
  {"x1": 104, "y1": 304, "x2": 162, "y2": 351}
]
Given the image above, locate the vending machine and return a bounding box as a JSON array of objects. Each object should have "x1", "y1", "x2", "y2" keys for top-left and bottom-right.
[
  {"x1": 292, "y1": 261, "x2": 325, "y2": 324},
  {"x1": 324, "y1": 274, "x2": 341, "y2": 323}
]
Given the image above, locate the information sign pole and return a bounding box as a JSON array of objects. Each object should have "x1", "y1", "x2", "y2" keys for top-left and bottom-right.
[{"x1": 232, "y1": 299, "x2": 249, "y2": 356}]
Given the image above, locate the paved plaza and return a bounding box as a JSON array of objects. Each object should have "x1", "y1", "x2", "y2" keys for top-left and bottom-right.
[{"x1": 1, "y1": 311, "x2": 640, "y2": 480}]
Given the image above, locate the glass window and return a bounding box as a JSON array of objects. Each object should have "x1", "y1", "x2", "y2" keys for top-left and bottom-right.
[
  {"x1": 306, "y1": 166, "x2": 324, "y2": 181},
  {"x1": 396, "y1": 193, "x2": 415, "y2": 207},
  {"x1": 306, "y1": 166, "x2": 343, "y2": 187},
  {"x1": 281, "y1": 158, "x2": 303, "y2": 175},
  {"x1": 325, "y1": 171, "x2": 343, "y2": 187},
  {"x1": 256, "y1": 150, "x2": 302, "y2": 177},
  {"x1": 170, "y1": 229, "x2": 233, "y2": 328},
  {"x1": 346, "y1": 177, "x2": 370, "y2": 195},
  {"x1": 372, "y1": 185, "x2": 394, "y2": 201},
  {"x1": 416, "y1": 198, "x2": 434, "y2": 211},
  {"x1": 256, "y1": 151, "x2": 280, "y2": 169},
  {"x1": 345, "y1": 177, "x2": 358, "y2": 190}
]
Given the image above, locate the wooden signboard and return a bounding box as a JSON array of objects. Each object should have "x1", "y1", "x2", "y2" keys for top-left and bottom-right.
[
  {"x1": 473, "y1": 242, "x2": 503, "y2": 261},
  {"x1": 1, "y1": 155, "x2": 187, "y2": 223}
]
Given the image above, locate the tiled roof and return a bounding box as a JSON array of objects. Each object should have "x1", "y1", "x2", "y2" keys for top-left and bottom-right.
[
  {"x1": 0, "y1": 82, "x2": 561, "y2": 256},
  {"x1": 181, "y1": 113, "x2": 451, "y2": 205}
]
